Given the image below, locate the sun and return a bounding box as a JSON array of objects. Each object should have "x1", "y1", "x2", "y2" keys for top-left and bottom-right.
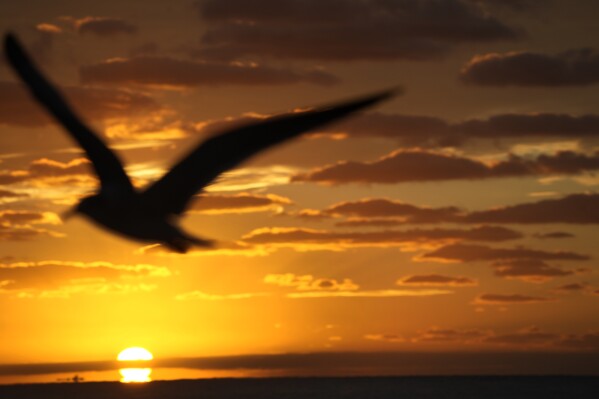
[
  {"x1": 117, "y1": 347, "x2": 153, "y2": 361},
  {"x1": 117, "y1": 347, "x2": 153, "y2": 383}
]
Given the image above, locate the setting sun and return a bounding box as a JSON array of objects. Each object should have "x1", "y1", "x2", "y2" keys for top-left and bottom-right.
[
  {"x1": 117, "y1": 347, "x2": 153, "y2": 383},
  {"x1": 117, "y1": 347, "x2": 153, "y2": 362}
]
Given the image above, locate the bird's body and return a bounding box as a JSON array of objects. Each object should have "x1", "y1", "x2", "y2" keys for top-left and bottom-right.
[
  {"x1": 4, "y1": 33, "x2": 395, "y2": 253},
  {"x1": 75, "y1": 194, "x2": 207, "y2": 253}
]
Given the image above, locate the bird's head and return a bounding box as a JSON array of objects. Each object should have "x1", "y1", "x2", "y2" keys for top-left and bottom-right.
[{"x1": 61, "y1": 195, "x2": 102, "y2": 221}]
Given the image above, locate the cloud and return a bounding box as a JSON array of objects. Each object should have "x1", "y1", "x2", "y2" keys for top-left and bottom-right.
[
  {"x1": 188, "y1": 193, "x2": 291, "y2": 214},
  {"x1": 291, "y1": 150, "x2": 599, "y2": 185},
  {"x1": 0, "y1": 225, "x2": 63, "y2": 241},
  {"x1": 558, "y1": 332, "x2": 599, "y2": 351},
  {"x1": 463, "y1": 193, "x2": 599, "y2": 224},
  {"x1": 413, "y1": 327, "x2": 490, "y2": 342},
  {"x1": 0, "y1": 210, "x2": 61, "y2": 226},
  {"x1": 397, "y1": 274, "x2": 477, "y2": 287},
  {"x1": 554, "y1": 283, "x2": 590, "y2": 293},
  {"x1": 0, "y1": 260, "x2": 170, "y2": 298},
  {"x1": 364, "y1": 334, "x2": 405, "y2": 343},
  {"x1": 321, "y1": 198, "x2": 462, "y2": 223},
  {"x1": 0, "y1": 189, "x2": 29, "y2": 199},
  {"x1": 369, "y1": 325, "x2": 599, "y2": 351},
  {"x1": 460, "y1": 48, "x2": 599, "y2": 86},
  {"x1": 195, "y1": 0, "x2": 520, "y2": 61},
  {"x1": 483, "y1": 326, "x2": 559, "y2": 346},
  {"x1": 0, "y1": 158, "x2": 93, "y2": 186},
  {"x1": 80, "y1": 57, "x2": 339, "y2": 88},
  {"x1": 299, "y1": 194, "x2": 599, "y2": 226},
  {"x1": 264, "y1": 273, "x2": 358, "y2": 291},
  {"x1": 492, "y1": 259, "x2": 575, "y2": 282},
  {"x1": 421, "y1": 243, "x2": 589, "y2": 263},
  {"x1": 74, "y1": 17, "x2": 138, "y2": 36},
  {"x1": 473, "y1": 293, "x2": 554, "y2": 305},
  {"x1": 242, "y1": 225, "x2": 522, "y2": 251},
  {"x1": 137, "y1": 241, "x2": 272, "y2": 258},
  {"x1": 534, "y1": 231, "x2": 575, "y2": 239},
  {"x1": 196, "y1": 111, "x2": 599, "y2": 148},
  {"x1": 286, "y1": 289, "x2": 451, "y2": 299},
  {"x1": 174, "y1": 291, "x2": 269, "y2": 300},
  {"x1": 0, "y1": 81, "x2": 160, "y2": 127},
  {"x1": 261, "y1": 273, "x2": 450, "y2": 299}
]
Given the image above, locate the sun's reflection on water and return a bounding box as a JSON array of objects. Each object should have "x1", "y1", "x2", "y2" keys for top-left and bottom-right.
[{"x1": 119, "y1": 367, "x2": 152, "y2": 383}]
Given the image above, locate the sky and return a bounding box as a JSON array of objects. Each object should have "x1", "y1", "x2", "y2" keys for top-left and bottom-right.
[{"x1": 0, "y1": 0, "x2": 598, "y2": 381}]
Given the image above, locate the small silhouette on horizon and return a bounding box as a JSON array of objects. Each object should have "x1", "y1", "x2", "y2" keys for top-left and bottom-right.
[
  {"x1": 57, "y1": 374, "x2": 84, "y2": 383},
  {"x1": 4, "y1": 33, "x2": 395, "y2": 253}
]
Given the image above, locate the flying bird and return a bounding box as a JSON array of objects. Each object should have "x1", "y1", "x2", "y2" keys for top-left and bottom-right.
[{"x1": 4, "y1": 33, "x2": 395, "y2": 253}]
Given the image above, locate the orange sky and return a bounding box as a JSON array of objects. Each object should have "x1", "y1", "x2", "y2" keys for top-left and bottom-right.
[{"x1": 0, "y1": 0, "x2": 598, "y2": 381}]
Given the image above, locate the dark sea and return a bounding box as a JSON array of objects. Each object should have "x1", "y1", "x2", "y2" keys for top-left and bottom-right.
[{"x1": 0, "y1": 376, "x2": 597, "y2": 399}]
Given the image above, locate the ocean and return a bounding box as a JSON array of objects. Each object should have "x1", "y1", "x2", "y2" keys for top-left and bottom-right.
[{"x1": 0, "y1": 376, "x2": 597, "y2": 399}]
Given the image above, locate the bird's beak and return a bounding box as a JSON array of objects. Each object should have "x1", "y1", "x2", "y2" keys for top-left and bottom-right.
[{"x1": 61, "y1": 206, "x2": 77, "y2": 221}]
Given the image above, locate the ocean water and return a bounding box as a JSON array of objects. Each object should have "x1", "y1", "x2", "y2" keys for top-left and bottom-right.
[{"x1": 0, "y1": 376, "x2": 597, "y2": 399}]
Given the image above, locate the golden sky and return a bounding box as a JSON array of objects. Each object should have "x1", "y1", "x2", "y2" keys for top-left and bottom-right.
[{"x1": 0, "y1": 0, "x2": 598, "y2": 379}]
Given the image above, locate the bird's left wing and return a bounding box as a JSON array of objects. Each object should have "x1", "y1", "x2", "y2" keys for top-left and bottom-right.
[
  {"x1": 4, "y1": 34, "x2": 134, "y2": 195},
  {"x1": 141, "y1": 89, "x2": 396, "y2": 216}
]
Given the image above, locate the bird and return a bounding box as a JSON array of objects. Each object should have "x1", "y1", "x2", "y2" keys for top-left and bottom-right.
[{"x1": 4, "y1": 33, "x2": 395, "y2": 253}]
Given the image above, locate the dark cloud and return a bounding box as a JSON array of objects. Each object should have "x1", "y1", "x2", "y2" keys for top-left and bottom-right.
[
  {"x1": 188, "y1": 193, "x2": 291, "y2": 214},
  {"x1": 483, "y1": 326, "x2": 559, "y2": 346},
  {"x1": 0, "y1": 210, "x2": 60, "y2": 227},
  {"x1": 197, "y1": 111, "x2": 599, "y2": 148},
  {"x1": 291, "y1": 150, "x2": 599, "y2": 185},
  {"x1": 464, "y1": 193, "x2": 599, "y2": 224},
  {"x1": 397, "y1": 274, "x2": 477, "y2": 287},
  {"x1": 0, "y1": 210, "x2": 62, "y2": 241},
  {"x1": 323, "y1": 198, "x2": 461, "y2": 223},
  {"x1": 558, "y1": 332, "x2": 599, "y2": 351},
  {"x1": 421, "y1": 243, "x2": 589, "y2": 262},
  {"x1": 301, "y1": 194, "x2": 599, "y2": 226},
  {"x1": 75, "y1": 17, "x2": 138, "y2": 36},
  {"x1": 460, "y1": 48, "x2": 599, "y2": 87},
  {"x1": 554, "y1": 283, "x2": 590, "y2": 292},
  {"x1": 469, "y1": 0, "x2": 547, "y2": 11},
  {"x1": 334, "y1": 219, "x2": 405, "y2": 228},
  {"x1": 492, "y1": 259, "x2": 575, "y2": 282},
  {"x1": 80, "y1": 57, "x2": 339, "y2": 88},
  {"x1": 0, "y1": 81, "x2": 160, "y2": 127},
  {"x1": 0, "y1": 189, "x2": 28, "y2": 199},
  {"x1": 534, "y1": 231, "x2": 575, "y2": 239},
  {"x1": 370, "y1": 324, "x2": 599, "y2": 352},
  {"x1": 474, "y1": 293, "x2": 554, "y2": 305},
  {"x1": 242, "y1": 225, "x2": 522, "y2": 250},
  {"x1": 0, "y1": 225, "x2": 62, "y2": 241},
  {"x1": 195, "y1": 0, "x2": 520, "y2": 61}
]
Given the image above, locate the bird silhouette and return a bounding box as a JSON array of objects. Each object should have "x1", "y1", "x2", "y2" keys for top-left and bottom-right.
[{"x1": 4, "y1": 33, "x2": 395, "y2": 253}]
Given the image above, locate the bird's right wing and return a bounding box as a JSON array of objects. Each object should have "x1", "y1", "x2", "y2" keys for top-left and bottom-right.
[
  {"x1": 141, "y1": 89, "x2": 396, "y2": 216},
  {"x1": 4, "y1": 34, "x2": 134, "y2": 196}
]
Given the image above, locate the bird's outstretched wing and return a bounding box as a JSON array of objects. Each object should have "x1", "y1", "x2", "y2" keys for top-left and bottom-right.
[
  {"x1": 142, "y1": 89, "x2": 396, "y2": 216},
  {"x1": 3, "y1": 34, "x2": 133, "y2": 196}
]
